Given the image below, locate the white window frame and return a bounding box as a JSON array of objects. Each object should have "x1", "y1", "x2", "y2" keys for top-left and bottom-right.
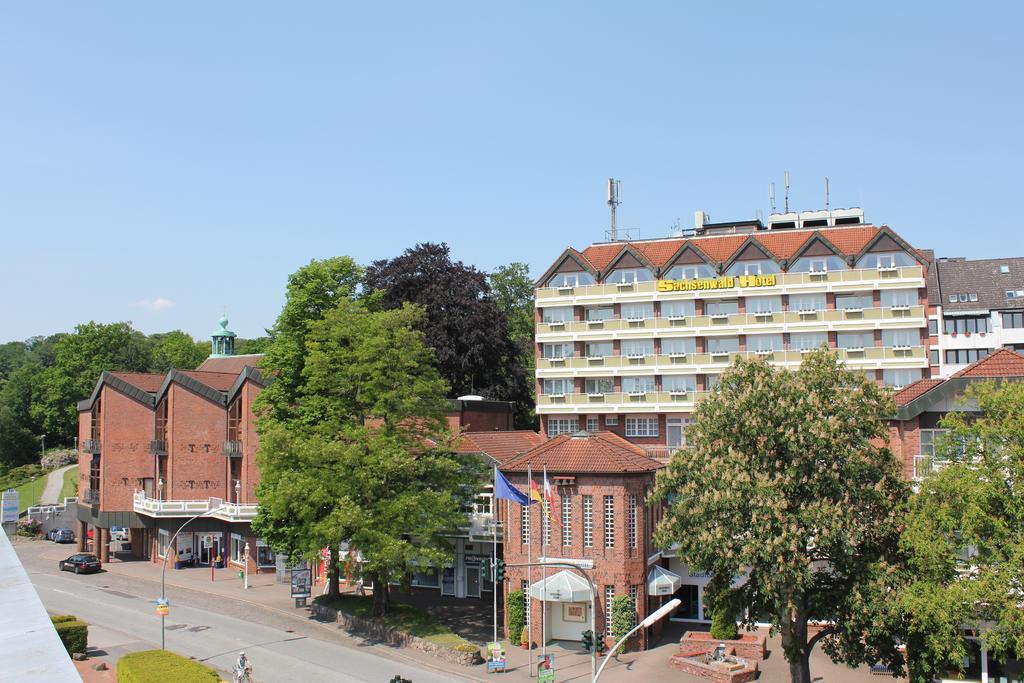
[
  {"x1": 583, "y1": 494, "x2": 594, "y2": 548},
  {"x1": 542, "y1": 306, "x2": 573, "y2": 324},
  {"x1": 542, "y1": 378, "x2": 573, "y2": 396},
  {"x1": 661, "y1": 300, "x2": 696, "y2": 319},
  {"x1": 255, "y1": 539, "x2": 276, "y2": 568},
  {"x1": 662, "y1": 375, "x2": 697, "y2": 393},
  {"x1": 628, "y1": 494, "x2": 637, "y2": 549},
  {"x1": 605, "y1": 586, "x2": 616, "y2": 635},
  {"x1": 604, "y1": 495, "x2": 615, "y2": 548},
  {"x1": 706, "y1": 336, "x2": 740, "y2": 354},
  {"x1": 523, "y1": 580, "x2": 531, "y2": 626},
  {"x1": 789, "y1": 293, "x2": 826, "y2": 312},
  {"x1": 521, "y1": 503, "x2": 530, "y2": 546},
  {"x1": 746, "y1": 295, "x2": 782, "y2": 314},
  {"x1": 584, "y1": 378, "x2": 614, "y2": 395},
  {"x1": 561, "y1": 494, "x2": 572, "y2": 547},
  {"x1": 546, "y1": 417, "x2": 579, "y2": 437},
  {"x1": 230, "y1": 532, "x2": 245, "y2": 565},
  {"x1": 666, "y1": 416, "x2": 692, "y2": 448},
  {"x1": 158, "y1": 529, "x2": 170, "y2": 559},
  {"x1": 542, "y1": 343, "x2": 572, "y2": 359},
  {"x1": 585, "y1": 341, "x2": 613, "y2": 358},
  {"x1": 543, "y1": 500, "x2": 551, "y2": 547},
  {"x1": 621, "y1": 302, "x2": 654, "y2": 321},
  {"x1": 604, "y1": 415, "x2": 618, "y2": 426},
  {"x1": 621, "y1": 339, "x2": 654, "y2": 358},
  {"x1": 622, "y1": 376, "x2": 655, "y2": 395},
  {"x1": 585, "y1": 306, "x2": 615, "y2": 322},
  {"x1": 791, "y1": 332, "x2": 828, "y2": 352},
  {"x1": 586, "y1": 416, "x2": 599, "y2": 433},
  {"x1": 661, "y1": 337, "x2": 696, "y2": 355}
]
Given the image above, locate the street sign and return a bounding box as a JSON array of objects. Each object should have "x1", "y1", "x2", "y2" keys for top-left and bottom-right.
[
  {"x1": 156, "y1": 598, "x2": 169, "y2": 617},
  {"x1": 537, "y1": 654, "x2": 555, "y2": 683},
  {"x1": 1, "y1": 489, "x2": 18, "y2": 523}
]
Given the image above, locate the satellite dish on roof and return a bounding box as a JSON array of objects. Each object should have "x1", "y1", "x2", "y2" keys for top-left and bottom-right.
[{"x1": 457, "y1": 395, "x2": 484, "y2": 401}]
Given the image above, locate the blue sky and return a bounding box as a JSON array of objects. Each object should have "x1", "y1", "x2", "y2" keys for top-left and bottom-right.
[{"x1": 2, "y1": 2, "x2": 1021, "y2": 343}]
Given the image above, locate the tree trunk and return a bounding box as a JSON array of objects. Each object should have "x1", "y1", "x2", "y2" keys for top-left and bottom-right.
[
  {"x1": 327, "y1": 545, "x2": 340, "y2": 600},
  {"x1": 372, "y1": 571, "x2": 390, "y2": 617},
  {"x1": 781, "y1": 601, "x2": 812, "y2": 683},
  {"x1": 788, "y1": 655, "x2": 811, "y2": 683}
]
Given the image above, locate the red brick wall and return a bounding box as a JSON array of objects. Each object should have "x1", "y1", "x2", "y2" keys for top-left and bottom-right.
[
  {"x1": 167, "y1": 384, "x2": 229, "y2": 501},
  {"x1": 241, "y1": 380, "x2": 262, "y2": 502},
  {"x1": 96, "y1": 386, "x2": 155, "y2": 512}
]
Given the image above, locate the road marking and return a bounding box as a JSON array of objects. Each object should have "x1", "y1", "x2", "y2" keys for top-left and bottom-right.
[{"x1": 51, "y1": 588, "x2": 74, "y2": 596}]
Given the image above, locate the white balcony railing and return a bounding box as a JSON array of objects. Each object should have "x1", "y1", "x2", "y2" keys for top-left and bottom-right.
[
  {"x1": 133, "y1": 491, "x2": 258, "y2": 521},
  {"x1": 912, "y1": 455, "x2": 948, "y2": 480}
]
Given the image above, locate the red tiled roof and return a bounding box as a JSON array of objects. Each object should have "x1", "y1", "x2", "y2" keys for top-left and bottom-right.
[
  {"x1": 573, "y1": 226, "x2": 885, "y2": 272},
  {"x1": 502, "y1": 431, "x2": 663, "y2": 474},
  {"x1": 893, "y1": 379, "x2": 943, "y2": 406},
  {"x1": 455, "y1": 431, "x2": 546, "y2": 464},
  {"x1": 178, "y1": 370, "x2": 240, "y2": 391},
  {"x1": 108, "y1": 372, "x2": 165, "y2": 393},
  {"x1": 196, "y1": 354, "x2": 264, "y2": 374},
  {"x1": 951, "y1": 347, "x2": 1024, "y2": 379}
]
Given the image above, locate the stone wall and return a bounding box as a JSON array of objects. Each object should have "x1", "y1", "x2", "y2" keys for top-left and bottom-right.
[
  {"x1": 310, "y1": 602, "x2": 483, "y2": 667},
  {"x1": 681, "y1": 631, "x2": 767, "y2": 661},
  {"x1": 670, "y1": 647, "x2": 759, "y2": 683}
]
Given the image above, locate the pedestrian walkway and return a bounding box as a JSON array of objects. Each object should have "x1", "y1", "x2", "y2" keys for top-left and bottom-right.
[{"x1": 40, "y1": 464, "x2": 75, "y2": 505}]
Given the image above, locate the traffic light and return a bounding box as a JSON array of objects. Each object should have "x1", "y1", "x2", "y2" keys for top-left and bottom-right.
[
  {"x1": 494, "y1": 558, "x2": 506, "y2": 583},
  {"x1": 481, "y1": 559, "x2": 491, "y2": 581}
]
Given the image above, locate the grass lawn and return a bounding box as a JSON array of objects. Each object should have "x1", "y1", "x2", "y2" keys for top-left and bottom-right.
[
  {"x1": 13, "y1": 475, "x2": 43, "y2": 512},
  {"x1": 315, "y1": 594, "x2": 477, "y2": 651},
  {"x1": 59, "y1": 465, "x2": 78, "y2": 501}
]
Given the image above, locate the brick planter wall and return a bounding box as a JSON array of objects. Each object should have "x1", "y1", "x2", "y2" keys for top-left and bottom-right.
[
  {"x1": 310, "y1": 602, "x2": 483, "y2": 667},
  {"x1": 670, "y1": 646, "x2": 759, "y2": 683},
  {"x1": 681, "y1": 631, "x2": 768, "y2": 661}
]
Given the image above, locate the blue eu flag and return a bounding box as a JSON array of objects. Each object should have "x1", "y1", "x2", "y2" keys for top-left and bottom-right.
[{"x1": 494, "y1": 468, "x2": 532, "y2": 505}]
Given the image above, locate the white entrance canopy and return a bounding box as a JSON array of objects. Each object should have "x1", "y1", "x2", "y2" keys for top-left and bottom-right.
[
  {"x1": 528, "y1": 570, "x2": 593, "y2": 602},
  {"x1": 648, "y1": 565, "x2": 683, "y2": 596}
]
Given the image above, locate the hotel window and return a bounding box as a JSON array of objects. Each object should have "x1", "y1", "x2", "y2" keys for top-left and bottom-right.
[
  {"x1": 883, "y1": 368, "x2": 922, "y2": 389},
  {"x1": 522, "y1": 580, "x2": 531, "y2": 625},
  {"x1": 561, "y1": 494, "x2": 572, "y2": 546},
  {"x1": 231, "y1": 533, "x2": 245, "y2": 564},
  {"x1": 542, "y1": 378, "x2": 573, "y2": 396},
  {"x1": 585, "y1": 378, "x2": 614, "y2": 395},
  {"x1": 603, "y1": 496, "x2": 615, "y2": 548},
  {"x1": 622, "y1": 376, "x2": 655, "y2": 394},
  {"x1": 791, "y1": 332, "x2": 827, "y2": 351},
  {"x1": 920, "y1": 429, "x2": 950, "y2": 460},
  {"x1": 543, "y1": 500, "x2": 551, "y2": 547},
  {"x1": 666, "y1": 416, "x2": 692, "y2": 448},
  {"x1": 945, "y1": 349, "x2": 991, "y2": 365},
  {"x1": 928, "y1": 319, "x2": 939, "y2": 336},
  {"x1": 881, "y1": 289, "x2": 918, "y2": 308},
  {"x1": 543, "y1": 343, "x2": 573, "y2": 359},
  {"x1": 705, "y1": 374, "x2": 721, "y2": 389},
  {"x1": 789, "y1": 255, "x2": 846, "y2": 272},
  {"x1": 521, "y1": 503, "x2": 530, "y2": 545},
  {"x1": 621, "y1": 302, "x2": 655, "y2": 320},
  {"x1": 604, "y1": 415, "x2": 618, "y2": 426},
  {"x1": 930, "y1": 349, "x2": 940, "y2": 365},
  {"x1": 605, "y1": 586, "x2": 616, "y2": 635},
  {"x1": 837, "y1": 332, "x2": 874, "y2": 349},
  {"x1": 606, "y1": 267, "x2": 654, "y2": 284},
  {"x1": 628, "y1": 494, "x2": 637, "y2": 548},
  {"x1": 625, "y1": 416, "x2": 658, "y2": 437},
  {"x1": 583, "y1": 495, "x2": 594, "y2": 547},
  {"x1": 747, "y1": 334, "x2": 783, "y2": 353},
  {"x1": 661, "y1": 299, "x2": 696, "y2": 318},
  {"x1": 856, "y1": 251, "x2": 916, "y2": 269},
  {"x1": 621, "y1": 339, "x2": 654, "y2": 357},
  {"x1": 547, "y1": 271, "x2": 594, "y2": 288},
  {"x1": 585, "y1": 305, "x2": 614, "y2": 321},
  {"x1": 158, "y1": 529, "x2": 170, "y2": 558},
  {"x1": 586, "y1": 416, "x2": 599, "y2": 433},
  {"x1": 542, "y1": 306, "x2": 573, "y2": 324},
  {"x1": 1003, "y1": 312, "x2": 1024, "y2": 328},
  {"x1": 944, "y1": 316, "x2": 991, "y2": 334},
  {"x1": 661, "y1": 337, "x2": 697, "y2": 355},
  {"x1": 662, "y1": 374, "x2": 697, "y2": 393},
  {"x1": 882, "y1": 329, "x2": 917, "y2": 348},
  {"x1": 726, "y1": 259, "x2": 780, "y2": 276},
  {"x1": 256, "y1": 540, "x2": 276, "y2": 568},
  {"x1": 707, "y1": 336, "x2": 740, "y2": 354},
  {"x1": 746, "y1": 295, "x2": 782, "y2": 314},
  {"x1": 663, "y1": 263, "x2": 715, "y2": 280},
  {"x1": 585, "y1": 341, "x2": 613, "y2": 358},
  {"x1": 836, "y1": 293, "x2": 873, "y2": 310},
  {"x1": 705, "y1": 300, "x2": 739, "y2": 316},
  {"x1": 789, "y1": 293, "x2": 826, "y2": 312},
  {"x1": 546, "y1": 417, "x2": 579, "y2": 437}
]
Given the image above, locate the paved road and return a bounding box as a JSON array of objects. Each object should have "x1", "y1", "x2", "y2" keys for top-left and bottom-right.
[
  {"x1": 17, "y1": 540, "x2": 471, "y2": 683},
  {"x1": 39, "y1": 464, "x2": 75, "y2": 505}
]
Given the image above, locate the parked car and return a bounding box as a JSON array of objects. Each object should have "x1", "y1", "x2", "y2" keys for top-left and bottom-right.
[
  {"x1": 111, "y1": 527, "x2": 128, "y2": 542},
  {"x1": 46, "y1": 528, "x2": 61, "y2": 541},
  {"x1": 51, "y1": 528, "x2": 75, "y2": 543},
  {"x1": 59, "y1": 553, "x2": 101, "y2": 574}
]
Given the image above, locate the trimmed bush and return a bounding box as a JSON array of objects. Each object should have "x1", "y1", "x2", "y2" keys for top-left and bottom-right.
[
  {"x1": 51, "y1": 616, "x2": 88, "y2": 655},
  {"x1": 506, "y1": 589, "x2": 525, "y2": 643},
  {"x1": 610, "y1": 594, "x2": 636, "y2": 654},
  {"x1": 117, "y1": 650, "x2": 220, "y2": 683},
  {"x1": 709, "y1": 599, "x2": 740, "y2": 641}
]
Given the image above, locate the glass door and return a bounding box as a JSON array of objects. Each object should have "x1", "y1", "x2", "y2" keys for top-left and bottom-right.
[
  {"x1": 441, "y1": 567, "x2": 456, "y2": 596},
  {"x1": 465, "y1": 562, "x2": 481, "y2": 598}
]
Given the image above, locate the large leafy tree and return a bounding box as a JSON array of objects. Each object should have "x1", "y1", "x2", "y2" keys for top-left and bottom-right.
[
  {"x1": 652, "y1": 350, "x2": 908, "y2": 683},
  {"x1": 148, "y1": 330, "x2": 207, "y2": 371},
  {"x1": 365, "y1": 243, "x2": 533, "y2": 427},
  {"x1": 489, "y1": 263, "x2": 538, "y2": 428},
  {"x1": 896, "y1": 381, "x2": 1024, "y2": 682},
  {"x1": 254, "y1": 299, "x2": 484, "y2": 615}
]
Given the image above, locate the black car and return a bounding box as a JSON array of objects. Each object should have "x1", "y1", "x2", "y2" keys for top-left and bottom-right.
[{"x1": 59, "y1": 553, "x2": 101, "y2": 574}]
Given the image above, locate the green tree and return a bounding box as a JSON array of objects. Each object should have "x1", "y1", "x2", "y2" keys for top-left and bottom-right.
[
  {"x1": 489, "y1": 263, "x2": 538, "y2": 429},
  {"x1": 610, "y1": 594, "x2": 636, "y2": 654},
  {"x1": 148, "y1": 331, "x2": 206, "y2": 371},
  {"x1": 0, "y1": 363, "x2": 42, "y2": 466},
  {"x1": 896, "y1": 381, "x2": 1024, "y2": 682},
  {"x1": 652, "y1": 350, "x2": 908, "y2": 683}
]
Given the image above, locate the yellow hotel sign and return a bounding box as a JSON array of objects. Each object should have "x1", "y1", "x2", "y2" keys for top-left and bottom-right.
[{"x1": 657, "y1": 274, "x2": 777, "y2": 292}]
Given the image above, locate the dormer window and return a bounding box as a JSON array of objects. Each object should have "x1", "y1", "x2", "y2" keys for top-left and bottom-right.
[
  {"x1": 855, "y1": 251, "x2": 915, "y2": 269},
  {"x1": 789, "y1": 256, "x2": 846, "y2": 273},
  {"x1": 662, "y1": 264, "x2": 715, "y2": 280},
  {"x1": 725, "y1": 259, "x2": 780, "y2": 277},
  {"x1": 605, "y1": 268, "x2": 654, "y2": 284},
  {"x1": 547, "y1": 271, "x2": 595, "y2": 288}
]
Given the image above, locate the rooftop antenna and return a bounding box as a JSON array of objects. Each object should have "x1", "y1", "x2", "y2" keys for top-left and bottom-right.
[
  {"x1": 783, "y1": 171, "x2": 791, "y2": 213},
  {"x1": 607, "y1": 178, "x2": 621, "y2": 241},
  {"x1": 824, "y1": 177, "x2": 831, "y2": 220},
  {"x1": 769, "y1": 182, "x2": 776, "y2": 213}
]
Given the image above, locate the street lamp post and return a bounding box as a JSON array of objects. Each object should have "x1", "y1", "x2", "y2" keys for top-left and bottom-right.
[
  {"x1": 234, "y1": 479, "x2": 240, "y2": 504},
  {"x1": 159, "y1": 504, "x2": 229, "y2": 650},
  {"x1": 243, "y1": 542, "x2": 250, "y2": 590},
  {"x1": 157, "y1": 478, "x2": 164, "y2": 501},
  {"x1": 37, "y1": 435, "x2": 45, "y2": 507},
  {"x1": 593, "y1": 598, "x2": 681, "y2": 682}
]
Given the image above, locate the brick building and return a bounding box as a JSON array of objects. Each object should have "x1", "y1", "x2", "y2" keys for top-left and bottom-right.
[{"x1": 497, "y1": 431, "x2": 665, "y2": 650}]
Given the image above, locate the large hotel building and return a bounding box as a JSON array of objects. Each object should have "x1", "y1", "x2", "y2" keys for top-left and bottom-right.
[{"x1": 533, "y1": 210, "x2": 932, "y2": 451}]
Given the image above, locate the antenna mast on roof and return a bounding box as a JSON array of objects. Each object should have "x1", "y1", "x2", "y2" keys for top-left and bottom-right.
[
  {"x1": 769, "y1": 182, "x2": 776, "y2": 213},
  {"x1": 784, "y1": 171, "x2": 791, "y2": 213},
  {"x1": 607, "y1": 178, "x2": 621, "y2": 241},
  {"x1": 824, "y1": 176, "x2": 831, "y2": 219}
]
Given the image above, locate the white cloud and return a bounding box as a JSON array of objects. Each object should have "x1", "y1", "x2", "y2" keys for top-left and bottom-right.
[{"x1": 132, "y1": 297, "x2": 176, "y2": 312}]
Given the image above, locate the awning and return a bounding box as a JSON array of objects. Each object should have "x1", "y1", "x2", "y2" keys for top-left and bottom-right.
[
  {"x1": 528, "y1": 570, "x2": 593, "y2": 602},
  {"x1": 647, "y1": 565, "x2": 683, "y2": 596}
]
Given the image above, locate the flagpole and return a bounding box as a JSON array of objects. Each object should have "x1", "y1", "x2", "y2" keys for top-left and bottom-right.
[
  {"x1": 541, "y1": 464, "x2": 548, "y2": 667},
  {"x1": 527, "y1": 464, "x2": 533, "y2": 678}
]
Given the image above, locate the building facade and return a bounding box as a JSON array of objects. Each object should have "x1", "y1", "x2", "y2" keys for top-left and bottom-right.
[{"x1": 534, "y1": 218, "x2": 932, "y2": 451}]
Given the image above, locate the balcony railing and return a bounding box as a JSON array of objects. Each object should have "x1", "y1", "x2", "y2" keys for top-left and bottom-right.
[
  {"x1": 642, "y1": 446, "x2": 682, "y2": 462},
  {"x1": 133, "y1": 491, "x2": 257, "y2": 521},
  {"x1": 223, "y1": 440, "x2": 243, "y2": 457},
  {"x1": 461, "y1": 512, "x2": 503, "y2": 542},
  {"x1": 913, "y1": 455, "x2": 948, "y2": 480},
  {"x1": 538, "y1": 391, "x2": 708, "y2": 409},
  {"x1": 148, "y1": 439, "x2": 167, "y2": 456},
  {"x1": 82, "y1": 488, "x2": 100, "y2": 504},
  {"x1": 82, "y1": 439, "x2": 101, "y2": 454},
  {"x1": 535, "y1": 265, "x2": 925, "y2": 300}
]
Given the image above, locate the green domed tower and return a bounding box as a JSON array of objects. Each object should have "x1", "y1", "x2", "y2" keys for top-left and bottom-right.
[{"x1": 210, "y1": 314, "x2": 237, "y2": 358}]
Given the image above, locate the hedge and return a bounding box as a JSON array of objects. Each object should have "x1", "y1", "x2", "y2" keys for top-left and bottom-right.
[
  {"x1": 610, "y1": 594, "x2": 636, "y2": 654},
  {"x1": 506, "y1": 589, "x2": 525, "y2": 643},
  {"x1": 117, "y1": 650, "x2": 220, "y2": 683},
  {"x1": 50, "y1": 616, "x2": 88, "y2": 655}
]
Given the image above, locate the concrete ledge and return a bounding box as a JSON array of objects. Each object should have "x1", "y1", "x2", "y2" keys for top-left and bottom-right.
[
  {"x1": 310, "y1": 602, "x2": 483, "y2": 667},
  {"x1": 671, "y1": 645, "x2": 760, "y2": 683},
  {"x1": 681, "y1": 631, "x2": 768, "y2": 661}
]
